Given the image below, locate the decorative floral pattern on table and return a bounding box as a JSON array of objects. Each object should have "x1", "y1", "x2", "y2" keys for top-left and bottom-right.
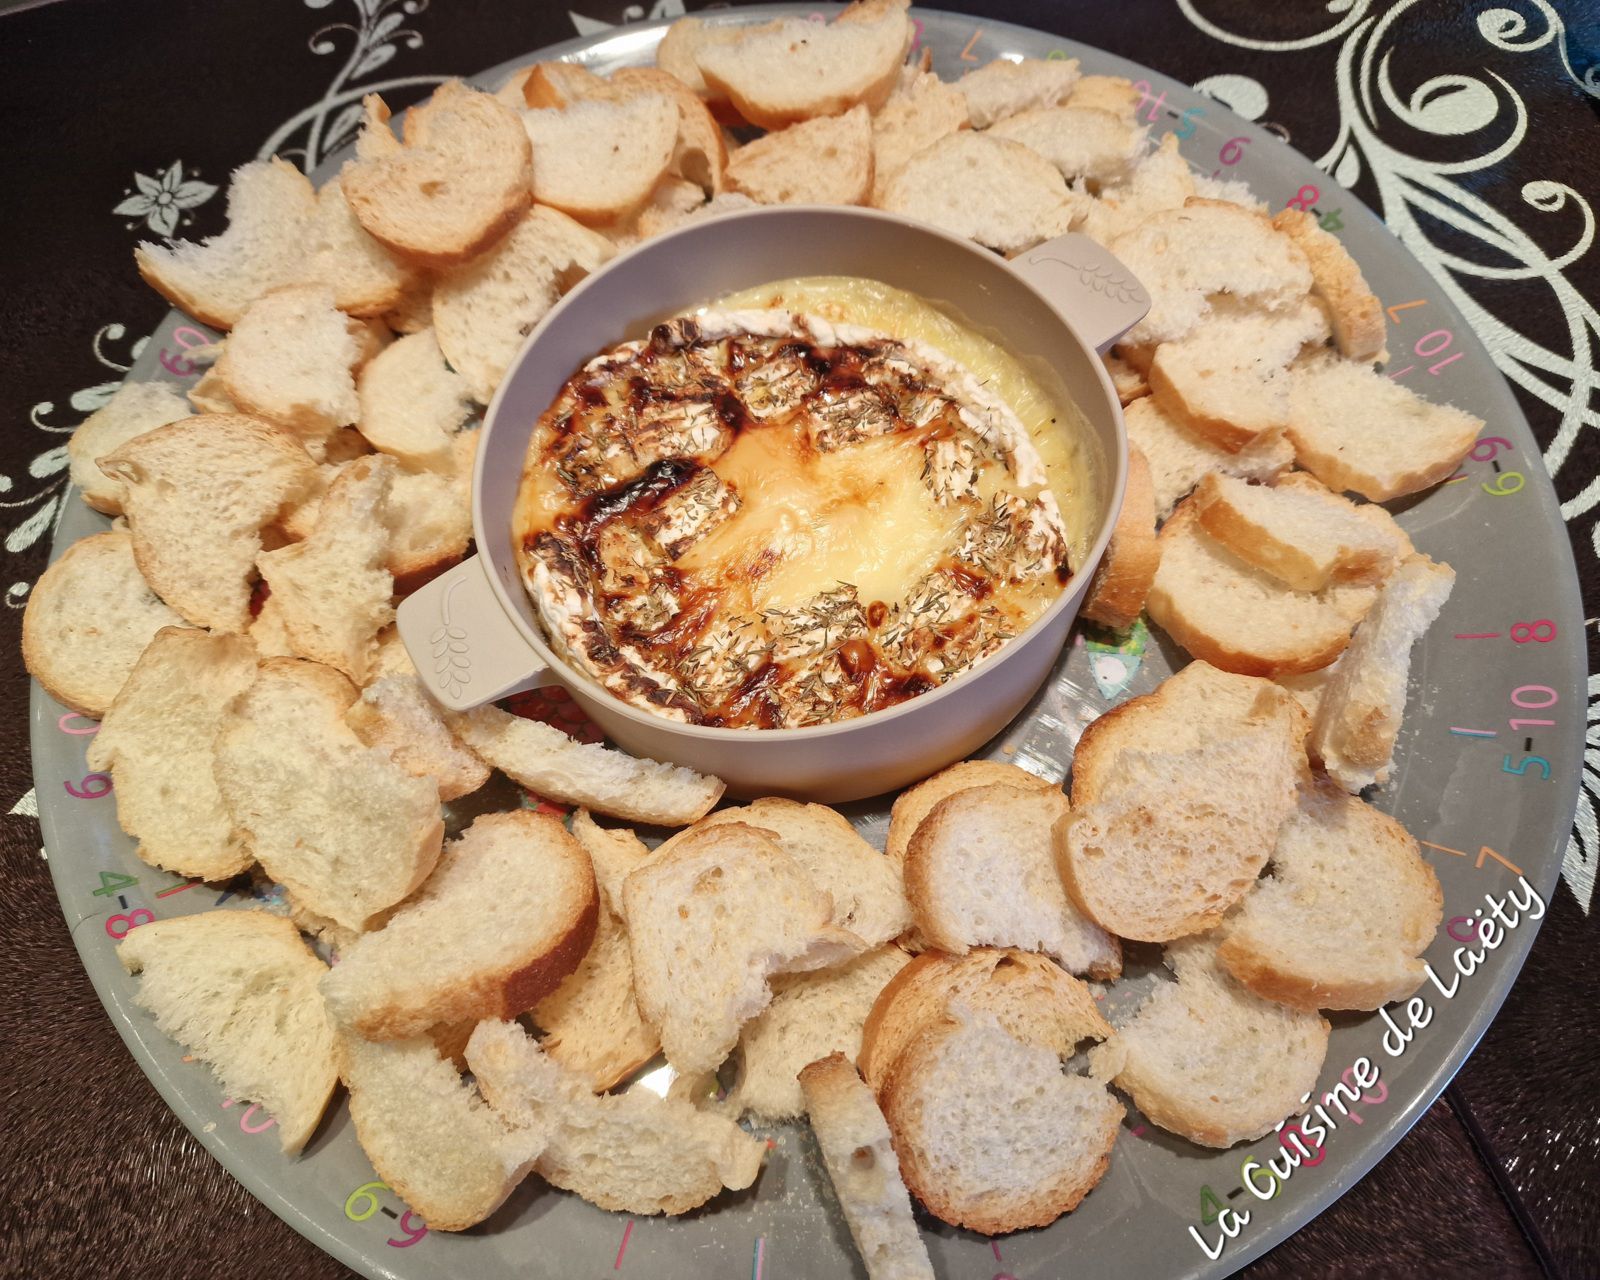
[{"x1": 111, "y1": 162, "x2": 219, "y2": 236}]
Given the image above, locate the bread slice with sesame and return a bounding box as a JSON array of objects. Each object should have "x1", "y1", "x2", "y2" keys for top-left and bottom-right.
[
  {"x1": 880, "y1": 1005, "x2": 1122, "y2": 1233},
  {"x1": 953, "y1": 56, "x2": 1079, "y2": 128},
  {"x1": 67, "y1": 380, "x2": 193, "y2": 515},
  {"x1": 119, "y1": 909, "x2": 337, "y2": 1154},
  {"x1": 1081, "y1": 443, "x2": 1159, "y2": 629},
  {"x1": 321, "y1": 810, "x2": 598, "y2": 1041},
  {"x1": 726, "y1": 104, "x2": 873, "y2": 206},
  {"x1": 798, "y1": 1053, "x2": 934, "y2": 1280},
  {"x1": 98, "y1": 415, "x2": 317, "y2": 633},
  {"x1": 1094, "y1": 934, "x2": 1329, "y2": 1148},
  {"x1": 1220, "y1": 778, "x2": 1443, "y2": 1009},
  {"x1": 1272, "y1": 208, "x2": 1386, "y2": 362},
  {"x1": 904, "y1": 784, "x2": 1121, "y2": 978},
  {"x1": 134, "y1": 158, "x2": 318, "y2": 329}
]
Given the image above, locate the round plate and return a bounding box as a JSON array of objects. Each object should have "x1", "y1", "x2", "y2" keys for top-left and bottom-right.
[{"x1": 32, "y1": 7, "x2": 1586, "y2": 1279}]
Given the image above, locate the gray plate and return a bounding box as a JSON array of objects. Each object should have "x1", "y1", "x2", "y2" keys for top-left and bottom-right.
[{"x1": 32, "y1": 8, "x2": 1586, "y2": 1279}]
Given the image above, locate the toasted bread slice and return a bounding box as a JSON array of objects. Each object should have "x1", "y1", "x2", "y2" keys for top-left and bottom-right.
[
  {"x1": 444, "y1": 702, "x2": 723, "y2": 826},
  {"x1": 1310, "y1": 553, "x2": 1455, "y2": 792},
  {"x1": 695, "y1": 0, "x2": 911, "y2": 130},
  {"x1": 732, "y1": 945, "x2": 910, "y2": 1123},
  {"x1": 858, "y1": 948, "x2": 1110, "y2": 1095},
  {"x1": 1194, "y1": 472, "x2": 1405, "y2": 592},
  {"x1": 345, "y1": 674, "x2": 490, "y2": 801},
  {"x1": 881, "y1": 1005, "x2": 1121, "y2": 1233},
  {"x1": 215, "y1": 284, "x2": 364, "y2": 453},
  {"x1": 726, "y1": 104, "x2": 873, "y2": 206},
  {"x1": 685, "y1": 798, "x2": 909, "y2": 946},
  {"x1": 387, "y1": 429, "x2": 477, "y2": 586},
  {"x1": 1103, "y1": 351, "x2": 1148, "y2": 405},
  {"x1": 1096, "y1": 935, "x2": 1329, "y2": 1148},
  {"x1": 798, "y1": 1053, "x2": 935, "y2": 1280},
  {"x1": 356, "y1": 328, "x2": 475, "y2": 472},
  {"x1": 656, "y1": 15, "x2": 736, "y2": 110},
  {"x1": 1061, "y1": 662, "x2": 1306, "y2": 940},
  {"x1": 623, "y1": 823, "x2": 868, "y2": 1076},
  {"x1": 570, "y1": 808, "x2": 651, "y2": 917},
  {"x1": 68, "y1": 380, "x2": 193, "y2": 515},
  {"x1": 1286, "y1": 352, "x2": 1482, "y2": 501},
  {"x1": 905, "y1": 785, "x2": 1121, "y2": 978},
  {"x1": 954, "y1": 56, "x2": 1080, "y2": 128},
  {"x1": 322, "y1": 810, "x2": 597, "y2": 1040},
  {"x1": 98, "y1": 415, "x2": 317, "y2": 633},
  {"x1": 343, "y1": 83, "x2": 531, "y2": 269},
  {"x1": 532, "y1": 907, "x2": 660, "y2": 1093},
  {"x1": 1272, "y1": 208, "x2": 1386, "y2": 361},
  {"x1": 1220, "y1": 779, "x2": 1442, "y2": 1009},
  {"x1": 187, "y1": 365, "x2": 238, "y2": 414},
  {"x1": 1111, "y1": 198, "x2": 1312, "y2": 347},
  {"x1": 1146, "y1": 498, "x2": 1368, "y2": 677},
  {"x1": 22, "y1": 531, "x2": 190, "y2": 719},
  {"x1": 134, "y1": 158, "x2": 317, "y2": 329},
  {"x1": 338, "y1": 1029, "x2": 546, "y2": 1230},
  {"x1": 1068, "y1": 74, "x2": 1142, "y2": 123},
  {"x1": 870, "y1": 68, "x2": 969, "y2": 204},
  {"x1": 382, "y1": 274, "x2": 436, "y2": 335},
  {"x1": 990, "y1": 105, "x2": 1144, "y2": 186},
  {"x1": 291, "y1": 170, "x2": 417, "y2": 317},
  {"x1": 256, "y1": 455, "x2": 395, "y2": 683},
  {"x1": 119, "y1": 909, "x2": 336, "y2": 1153},
  {"x1": 1077, "y1": 133, "x2": 1194, "y2": 245},
  {"x1": 610, "y1": 67, "x2": 728, "y2": 195},
  {"x1": 522, "y1": 92, "x2": 678, "y2": 223},
  {"x1": 1081, "y1": 444, "x2": 1159, "y2": 629},
  {"x1": 467, "y1": 1018, "x2": 765, "y2": 1215},
  {"x1": 877, "y1": 132, "x2": 1081, "y2": 255},
  {"x1": 618, "y1": 175, "x2": 711, "y2": 245},
  {"x1": 885, "y1": 759, "x2": 1055, "y2": 868},
  {"x1": 1124, "y1": 395, "x2": 1295, "y2": 521},
  {"x1": 1148, "y1": 296, "x2": 1332, "y2": 452},
  {"x1": 214, "y1": 658, "x2": 443, "y2": 932},
  {"x1": 431, "y1": 204, "x2": 615, "y2": 403},
  {"x1": 84, "y1": 628, "x2": 257, "y2": 879}
]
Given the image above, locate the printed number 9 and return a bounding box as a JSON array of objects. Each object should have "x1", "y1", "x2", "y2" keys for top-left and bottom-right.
[
  {"x1": 105, "y1": 908, "x2": 153, "y2": 940},
  {"x1": 65, "y1": 773, "x2": 112, "y2": 799},
  {"x1": 1511, "y1": 620, "x2": 1556, "y2": 644},
  {"x1": 1483, "y1": 471, "x2": 1524, "y2": 496},
  {"x1": 346, "y1": 1181, "x2": 390, "y2": 1222},
  {"x1": 388, "y1": 1211, "x2": 428, "y2": 1248},
  {"x1": 1470, "y1": 436, "x2": 1513, "y2": 462},
  {"x1": 1219, "y1": 136, "x2": 1250, "y2": 165}
]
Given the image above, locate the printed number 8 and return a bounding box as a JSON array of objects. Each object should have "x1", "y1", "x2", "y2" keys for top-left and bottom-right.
[
  {"x1": 1511, "y1": 620, "x2": 1556, "y2": 644},
  {"x1": 105, "y1": 908, "x2": 153, "y2": 940}
]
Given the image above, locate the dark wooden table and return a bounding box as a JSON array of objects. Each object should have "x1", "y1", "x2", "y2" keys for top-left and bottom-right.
[{"x1": 2, "y1": 2, "x2": 1596, "y2": 1276}]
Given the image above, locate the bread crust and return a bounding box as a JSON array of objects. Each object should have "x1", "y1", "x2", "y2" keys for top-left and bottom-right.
[
  {"x1": 1272, "y1": 208, "x2": 1386, "y2": 362},
  {"x1": 1081, "y1": 444, "x2": 1160, "y2": 630}
]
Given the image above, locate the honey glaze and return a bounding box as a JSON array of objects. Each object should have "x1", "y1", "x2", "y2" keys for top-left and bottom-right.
[{"x1": 513, "y1": 278, "x2": 1093, "y2": 729}]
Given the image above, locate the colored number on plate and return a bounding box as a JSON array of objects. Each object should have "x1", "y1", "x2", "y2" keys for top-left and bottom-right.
[
  {"x1": 1502, "y1": 753, "x2": 1551, "y2": 780},
  {"x1": 1286, "y1": 183, "x2": 1320, "y2": 211},
  {"x1": 1199, "y1": 1184, "x2": 1225, "y2": 1224},
  {"x1": 908, "y1": 16, "x2": 923, "y2": 52},
  {"x1": 1174, "y1": 105, "x2": 1206, "y2": 139},
  {"x1": 65, "y1": 773, "x2": 112, "y2": 799},
  {"x1": 1219, "y1": 136, "x2": 1250, "y2": 165},
  {"x1": 1511, "y1": 619, "x2": 1556, "y2": 644},
  {"x1": 1319, "y1": 208, "x2": 1343, "y2": 232},
  {"x1": 57, "y1": 711, "x2": 99, "y2": 735},
  {"x1": 1512, "y1": 684, "x2": 1558, "y2": 709},
  {"x1": 1279, "y1": 1121, "x2": 1326, "y2": 1166},
  {"x1": 1483, "y1": 471, "x2": 1524, "y2": 497},
  {"x1": 105, "y1": 908, "x2": 153, "y2": 940},
  {"x1": 346, "y1": 1180, "x2": 389, "y2": 1222},
  {"x1": 1470, "y1": 436, "x2": 1513, "y2": 462},
  {"x1": 158, "y1": 348, "x2": 195, "y2": 376},
  {"x1": 92, "y1": 870, "x2": 139, "y2": 898},
  {"x1": 388, "y1": 1211, "x2": 429, "y2": 1248}
]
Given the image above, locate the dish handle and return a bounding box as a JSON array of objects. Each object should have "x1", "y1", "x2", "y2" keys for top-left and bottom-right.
[
  {"x1": 1008, "y1": 234, "x2": 1151, "y2": 353},
  {"x1": 395, "y1": 555, "x2": 555, "y2": 712}
]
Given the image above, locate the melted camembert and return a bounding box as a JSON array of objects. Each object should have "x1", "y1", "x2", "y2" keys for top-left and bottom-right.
[{"x1": 513, "y1": 278, "x2": 1094, "y2": 729}]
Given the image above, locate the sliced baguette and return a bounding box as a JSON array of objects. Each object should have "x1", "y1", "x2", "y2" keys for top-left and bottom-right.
[
  {"x1": 1080, "y1": 443, "x2": 1159, "y2": 629},
  {"x1": 321, "y1": 810, "x2": 597, "y2": 1040},
  {"x1": 954, "y1": 56, "x2": 1080, "y2": 128},
  {"x1": 609, "y1": 66, "x2": 728, "y2": 195},
  {"x1": 1220, "y1": 778, "x2": 1443, "y2": 1009},
  {"x1": 1124, "y1": 394, "x2": 1295, "y2": 521},
  {"x1": 343, "y1": 83, "x2": 532, "y2": 269},
  {"x1": 1286, "y1": 352, "x2": 1482, "y2": 501},
  {"x1": 1272, "y1": 207, "x2": 1386, "y2": 362},
  {"x1": 345, "y1": 673, "x2": 490, "y2": 801},
  {"x1": 880, "y1": 1005, "x2": 1121, "y2": 1233},
  {"x1": 694, "y1": 0, "x2": 911, "y2": 130},
  {"x1": 444, "y1": 701, "x2": 723, "y2": 826},
  {"x1": 858, "y1": 948, "x2": 1111, "y2": 1095},
  {"x1": 68, "y1": 380, "x2": 193, "y2": 515},
  {"x1": 989, "y1": 105, "x2": 1144, "y2": 185},
  {"x1": 355, "y1": 328, "x2": 475, "y2": 472},
  {"x1": 22, "y1": 531, "x2": 191, "y2": 719},
  {"x1": 1193, "y1": 471, "x2": 1405, "y2": 592},
  {"x1": 1103, "y1": 351, "x2": 1149, "y2": 405},
  {"x1": 732, "y1": 945, "x2": 911, "y2": 1123},
  {"x1": 570, "y1": 808, "x2": 651, "y2": 918},
  {"x1": 431, "y1": 204, "x2": 615, "y2": 403},
  {"x1": 134, "y1": 158, "x2": 317, "y2": 329},
  {"x1": 467, "y1": 1018, "x2": 765, "y2": 1215},
  {"x1": 85, "y1": 628, "x2": 257, "y2": 879},
  {"x1": 338, "y1": 1030, "x2": 546, "y2": 1230},
  {"x1": 522, "y1": 92, "x2": 678, "y2": 223},
  {"x1": 1077, "y1": 132, "x2": 1194, "y2": 246},
  {"x1": 119, "y1": 909, "x2": 336, "y2": 1153},
  {"x1": 904, "y1": 784, "x2": 1121, "y2": 978},
  {"x1": 291, "y1": 169, "x2": 417, "y2": 317},
  {"x1": 877, "y1": 131, "x2": 1080, "y2": 255},
  {"x1": 1068, "y1": 75, "x2": 1142, "y2": 124},
  {"x1": 870, "y1": 69, "x2": 969, "y2": 203},
  {"x1": 1310, "y1": 553, "x2": 1456, "y2": 792},
  {"x1": 798, "y1": 1053, "x2": 935, "y2": 1280},
  {"x1": 214, "y1": 658, "x2": 443, "y2": 932},
  {"x1": 885, "y1": 759, "x2": 1055, "y2": 868},
  {"x1": 623, "y1": 822, "x2": 868, "y2": 1076},
  {"x1": 98, "y1": 415, "x2": 317, "y2": 633},
  {"x1": 387, "y1": 430, "x2": 477, "y2": 585},
  {"x1": 725, "y1": 104, "x2": 873, "y2": 206},
  {"x1": 1097, "y1": 934, "x2": 1330, "y2": 1148}
]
